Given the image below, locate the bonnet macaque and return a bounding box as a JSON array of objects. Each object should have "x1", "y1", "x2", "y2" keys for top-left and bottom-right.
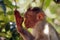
[{"x1": 14, "y1": 7, "x2": 60, "y2": 40}]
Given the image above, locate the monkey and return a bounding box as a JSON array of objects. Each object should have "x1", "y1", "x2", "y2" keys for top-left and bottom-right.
[{"x1": 14, "y1": 7, "x2": 60, "y2": 40}]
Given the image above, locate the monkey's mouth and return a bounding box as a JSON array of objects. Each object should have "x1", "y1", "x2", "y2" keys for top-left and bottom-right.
[{"x1": 24, "y1": 19, "x2": 37, "y2": 28}]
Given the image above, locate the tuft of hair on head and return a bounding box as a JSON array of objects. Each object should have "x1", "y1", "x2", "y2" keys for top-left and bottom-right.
[
  {"x1": 27, "y1": 7, "x2": 43, "y2": 13},
  {"x1": 32, "y1": 7, "x2": 43, "y2": 13}
]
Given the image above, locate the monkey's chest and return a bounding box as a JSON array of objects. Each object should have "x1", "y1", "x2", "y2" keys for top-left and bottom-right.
[
  {"x1": 32, "y1": 23, "x2": 50, "y2": 40},
  {"x1": 35, "y1": 35, "x2": 49, "y2": 40}
]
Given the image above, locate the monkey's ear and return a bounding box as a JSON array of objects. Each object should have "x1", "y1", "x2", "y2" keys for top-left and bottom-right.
[{"x1": 37, "y1": 12, "x2": 45, "y2": 20}]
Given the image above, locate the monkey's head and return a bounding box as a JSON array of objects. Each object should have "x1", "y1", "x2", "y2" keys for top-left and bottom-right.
[{"x1": 24, "y1": 7, "x2": 46, "y2": 28}]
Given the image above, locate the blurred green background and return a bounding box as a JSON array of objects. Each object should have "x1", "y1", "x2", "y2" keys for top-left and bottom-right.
[{"x1": 0, "y1": 0, "x2": 60, "y2": 40}]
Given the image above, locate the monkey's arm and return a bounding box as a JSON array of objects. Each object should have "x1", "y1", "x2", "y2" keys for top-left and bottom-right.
[
  {"x1": 14, "y1": 9, "x2": 34, "y2": 40},
  {"x1": 17, "y1": 27, "x2": 34, "y2": 40},
  {"x1": 49, "y1": 23, "x2": 60, "y2": 40}
]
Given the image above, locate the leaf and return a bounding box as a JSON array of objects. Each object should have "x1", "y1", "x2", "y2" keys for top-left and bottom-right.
[
  {"x1": 4, "y1": 0, "x2": 15, "y2": 9},
  {"x1": 44, "y1": 0, "x2": 52, "y2": 9},
  {"x1": 7, "y1": 11, "x2": 14, "y2": 15},
  {"x1": 3, "y1": 15, "x2": 9, "y2": 23}
]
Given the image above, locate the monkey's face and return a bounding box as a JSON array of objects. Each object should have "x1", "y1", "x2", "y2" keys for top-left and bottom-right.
[
  {"x1": 24, "y1": 12, "x2": 45, "y2": 28},
  {"x1": 24, "y1": 10, "x2": 37, "y2": 28},
  {"x1": 24, "y1": 7, "x2": 46, "y2": 28}
]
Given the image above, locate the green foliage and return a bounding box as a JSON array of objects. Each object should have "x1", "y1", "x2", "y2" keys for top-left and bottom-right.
[
  {"x1": 44, "y1": 0, "x2": 52, "y2": 9},
  {"x1": 40, "y1": 0, "x2": 52, "y2": 9},
  {"x1": 4, "y1": 0, "x2": 15, "y2": 9}
]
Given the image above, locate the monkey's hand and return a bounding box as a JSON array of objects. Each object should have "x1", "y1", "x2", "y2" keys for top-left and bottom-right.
[{"x1": 14, "y1": 9, "x2": 23, "y2": 32}]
